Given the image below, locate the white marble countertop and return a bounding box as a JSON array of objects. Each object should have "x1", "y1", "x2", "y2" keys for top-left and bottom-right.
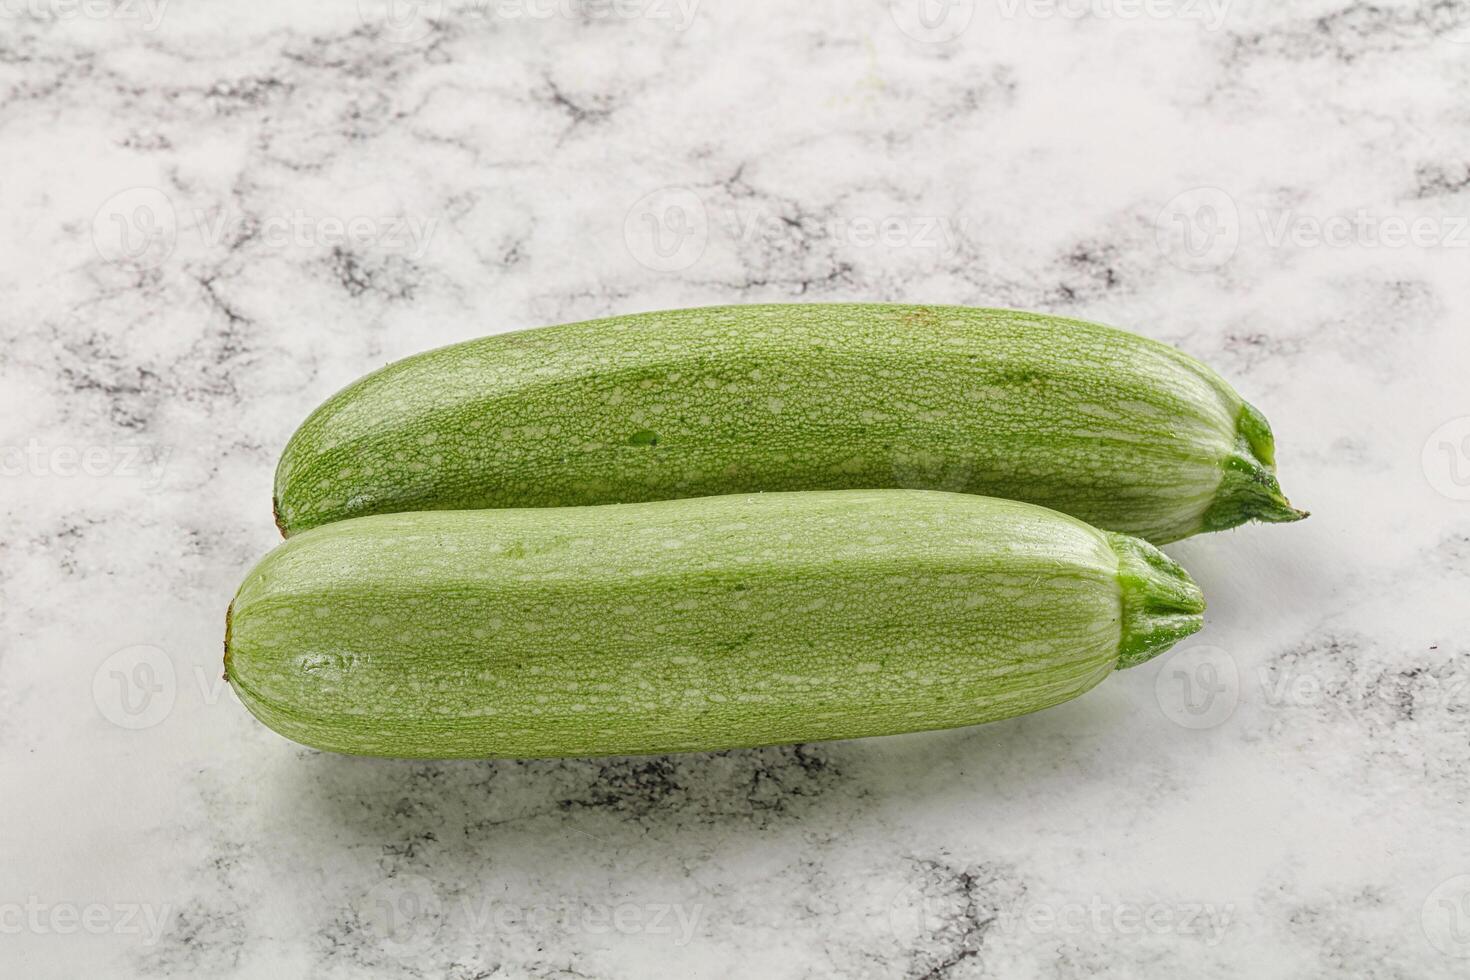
[{"x1": 2, "y1": 1, "x2": 1468, "y2": 976}]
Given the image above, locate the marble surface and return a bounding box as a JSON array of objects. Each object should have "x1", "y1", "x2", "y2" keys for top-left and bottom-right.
[{"x1": 2, "y1": 1, "x2": 1468, "y2": 976}]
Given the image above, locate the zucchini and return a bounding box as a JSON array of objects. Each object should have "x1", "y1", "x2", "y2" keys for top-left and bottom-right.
[
  {"x1": 225, "y1": 490, "x2": 1204, "y2": 759},
  {"x1": 273, "y1": 304, "x2": 1304, "y2": 544}
]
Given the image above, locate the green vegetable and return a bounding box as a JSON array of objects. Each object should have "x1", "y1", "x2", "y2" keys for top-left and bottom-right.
[
  {"x1": 225, "y1": 490, "x2": 1205, "y2": 759},
  {"x1": 273, "y1": 304, "x2": 1304, "y2": 544}
]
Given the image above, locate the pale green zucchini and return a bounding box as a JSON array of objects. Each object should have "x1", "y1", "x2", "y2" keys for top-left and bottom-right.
[
  {"x1": 226, "y1": 490, "x2": 1204, "y2": 759},
  {"x1": 273, "y1": 304, "x2": 1303, "y2": 544}
]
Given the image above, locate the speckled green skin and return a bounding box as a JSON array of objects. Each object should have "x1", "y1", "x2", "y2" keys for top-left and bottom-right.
[
  {"x1": 274, "y1": 304, "x2": 1303, "y2": 544},
  {"x1": 226, "y1": 490, "x2": 1204, "y2": 759}
]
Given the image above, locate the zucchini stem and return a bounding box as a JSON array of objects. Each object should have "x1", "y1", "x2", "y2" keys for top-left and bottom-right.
[
  {"x1": 1200, "y1": 401, "x2": 1308, "y2": 534},
  {"x1": 1108, "y1": 532, "x2": 1206, "y2": 669}
]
